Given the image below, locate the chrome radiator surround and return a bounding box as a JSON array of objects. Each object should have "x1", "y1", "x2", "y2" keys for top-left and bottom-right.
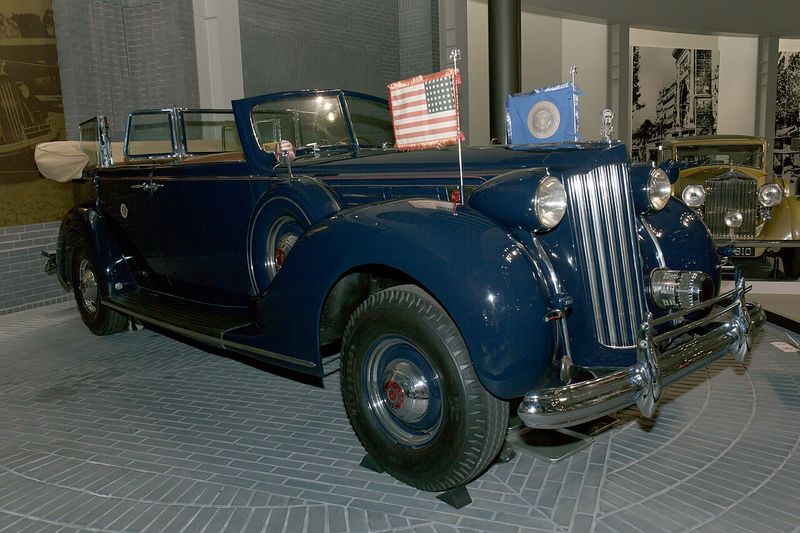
[
  {"x1": 567, "y1": 164, "x2": 647, "y2": 348},
  {"x1": 518, "y1": 270, "x2": 764, "y2": 429},
  {"x1": 704, "y1": 177, "x2": 757, "y2": 238}
]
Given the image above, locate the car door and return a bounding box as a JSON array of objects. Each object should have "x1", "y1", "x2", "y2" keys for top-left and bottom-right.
[
  {"x1": 97, "y1": 164, "x2": 166, "y2": 291},
  {"x1": 149, "y1": 159, "x2": 262, "y2": 306}
]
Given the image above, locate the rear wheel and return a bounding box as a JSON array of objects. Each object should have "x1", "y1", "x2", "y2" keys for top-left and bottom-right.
[
  {"x1": 780, "y1": 248, "x2": 800, "y2": 279},
  {"x1": 72, "y1": 241, "x2": 127, "y2": 335},
  {"x1": 340, "y1": 284, "x2": 508, "y2": 491}
]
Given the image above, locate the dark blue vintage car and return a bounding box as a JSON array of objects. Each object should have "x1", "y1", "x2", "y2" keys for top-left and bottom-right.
[{"x1": 54, "y1": 90, "x2": 765, "y2": 492}]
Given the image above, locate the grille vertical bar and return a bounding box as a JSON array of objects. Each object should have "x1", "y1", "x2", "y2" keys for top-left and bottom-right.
[
  {"x1": 567, "y1": 164, "x2": 646, "y2": 348},
  {"x1": 704, "y1": 177, "x2": 757, "y2": 238}
]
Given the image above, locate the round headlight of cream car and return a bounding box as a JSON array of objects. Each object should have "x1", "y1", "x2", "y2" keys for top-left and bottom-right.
[
  {"x1": 758, "y1": 183, "x2": 783, "y2": 207},
  {"x1": 647, "y1": 168, "x2": 672, "y2": 211},
  {"x1": 534, "y1": 176, "x2": 567, "y2": 229},
  {"x1": 681, "y1": 184, "x2": 706, "y2": 207}
]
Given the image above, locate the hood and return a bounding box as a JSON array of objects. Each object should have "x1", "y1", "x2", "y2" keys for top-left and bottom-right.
[{"x1": 277, "y1": 141, "x2": 629, "y2": 181}]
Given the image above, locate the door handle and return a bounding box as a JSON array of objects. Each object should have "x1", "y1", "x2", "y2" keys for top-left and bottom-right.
[{"x1": 130, "y1": 182, "x2": 163, "y2": 192}]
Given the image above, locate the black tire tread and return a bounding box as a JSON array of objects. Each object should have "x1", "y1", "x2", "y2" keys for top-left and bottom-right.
[
  {"x1": 781, "y1": 248, "x2": 800, "y2": 280},
  {"x1": 72, "y1": 241, "x2": 127, "y2": 336},
  {"x1": 341, "y1": 284, "x2": 508, "y2": 492}
]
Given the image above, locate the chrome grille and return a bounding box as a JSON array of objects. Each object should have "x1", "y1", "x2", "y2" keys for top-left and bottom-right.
[
  {"x1": 703, "y1": 177, "x2": 757, "y2": 238},
  {"x1": 567, "y1": 164, "x2": 646, "y2": 348}
]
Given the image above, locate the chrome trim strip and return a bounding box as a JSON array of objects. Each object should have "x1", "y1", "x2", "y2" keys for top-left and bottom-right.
[
  {"x1": 713, "y1": 239, "x2": 800, "y2": 248},
  {"x1": 568, "y1": 164, "x2": 646, "y2": 348},
  {"x1": 103, "y1": 300, "x2": 316, "y2": 368},
  {"x1": 642, "y1": 221, "x2": 667, "y2": 268},
  {"x1": 517, "y1": 277, "x2": 764, "y2": 429}
]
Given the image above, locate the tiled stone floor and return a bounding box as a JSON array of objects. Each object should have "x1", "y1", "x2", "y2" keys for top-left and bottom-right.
[{"x1": 0, "y1": 302, "x2": 798, "y2": 532}]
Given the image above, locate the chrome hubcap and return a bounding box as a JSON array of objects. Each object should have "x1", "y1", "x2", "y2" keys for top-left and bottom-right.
[
  {"x1": 78, "y1": 259, "x2": 98, "y2": 315},
  {"x1": 366, "y1": 338, "x2": 441, "y2": 447},
  {"x1": 381, "y1": 360, "x2": 430, "y2": 423},
  {"x1": 266, "y1": 216, "x2": 302, "y2": 280}
]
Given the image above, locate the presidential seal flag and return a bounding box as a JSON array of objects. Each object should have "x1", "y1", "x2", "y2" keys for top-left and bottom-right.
[
  {"x1": 388, "y1": 68, "x2": 462, "y2": 151},
  {"x1": 506, "y1": 82, "x2": 582, "y2": 144}
]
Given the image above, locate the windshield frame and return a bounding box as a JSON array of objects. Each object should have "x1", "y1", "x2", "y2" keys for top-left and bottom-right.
[{"x1": 672, "y1": 142, "x2": 766, "y2": 171}]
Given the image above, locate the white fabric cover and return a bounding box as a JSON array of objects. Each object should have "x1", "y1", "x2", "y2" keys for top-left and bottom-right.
[{"x1": 34, "y1": 141, "x2": 90, "y2": 182}]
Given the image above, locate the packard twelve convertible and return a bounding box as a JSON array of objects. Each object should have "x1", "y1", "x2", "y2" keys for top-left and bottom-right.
[{"x1": 47, "y1": 90, "x2": 765, "y2": 492}]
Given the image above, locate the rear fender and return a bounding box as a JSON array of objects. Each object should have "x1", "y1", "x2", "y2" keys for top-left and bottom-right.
[
  {"x1": 244, "y1": 199, "x2": 554, "y2": 399},
  {"x1": 56, "y1": 205, "x2": 136, "y2": 296}
]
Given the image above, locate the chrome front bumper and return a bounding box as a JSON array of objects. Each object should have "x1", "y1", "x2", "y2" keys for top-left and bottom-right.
[{"x1": 518, "y1": 273, "x2": 766, "y2": 429}]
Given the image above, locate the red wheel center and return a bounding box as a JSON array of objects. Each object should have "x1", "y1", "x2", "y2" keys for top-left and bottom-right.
[
  {"x1": 275, "y1": 247, "x2": 286, "y2": 268},
  {"x1": 384, "y1": 380, "x2": 404, "y2": 409}
]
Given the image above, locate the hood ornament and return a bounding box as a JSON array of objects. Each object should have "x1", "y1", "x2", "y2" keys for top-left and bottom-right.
[{"x1": 600, "y1": 109, "x2": 614, "y2": 144}]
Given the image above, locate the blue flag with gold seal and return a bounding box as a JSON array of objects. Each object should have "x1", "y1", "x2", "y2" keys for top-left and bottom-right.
[{"x1": 506, "y1": 82, "x2": 582, "y2": 144}]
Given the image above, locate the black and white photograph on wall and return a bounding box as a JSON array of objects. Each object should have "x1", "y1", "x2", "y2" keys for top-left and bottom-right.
[
  {"x1": 774, "y1": 51, "x2": 800, "y2": 193},
  {"x1": 0, "y1": 0, "x2": 69, "y2": 227},
  {"x1": 631, "y1": 46, "x2": 719, "y2": 162}
]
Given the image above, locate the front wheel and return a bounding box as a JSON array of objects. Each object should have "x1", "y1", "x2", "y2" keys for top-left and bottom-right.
[
  {"x1": 71, "y1": 241, "x2": 127, "y2": 335},
  {"x1": 340, "y1": 285, "x2": 508, "y2": 492},
  {"x1": 780, "y1": 248, "x2": 800, "y2": 279}
]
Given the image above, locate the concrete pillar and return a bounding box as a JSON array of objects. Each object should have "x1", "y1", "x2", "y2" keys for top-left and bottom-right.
[
  {"x1": 193, "y1": 0, "x2": 244, "y2": 108},
  {"x1": 607, "y1": 23, "x2": 631, "y2": 150},
  {"x1": 488, "y1": 0, "x2": 520, "y2": 142},
  {"x1": 756, "y1": 35, "x2": 778, "y2": 165}
]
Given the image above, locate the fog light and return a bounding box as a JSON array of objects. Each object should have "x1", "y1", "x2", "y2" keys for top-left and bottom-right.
[
  {"x1": 650, "y1": 269, "x2": 714, "y2": 310},
  {"x1": 759, "y1": 208, "x2": 772, "y2": 221},
  {"x1": 681, "y1": 184, "x2": 706, "y2": 207},
  {"x1": 724, "y1": 210, "x2": 743, "y2": 228}
]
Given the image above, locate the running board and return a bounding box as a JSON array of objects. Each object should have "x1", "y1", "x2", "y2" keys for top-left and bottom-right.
[{"x1": 104, "y1": 291, "x2": 316, "y2": 369}]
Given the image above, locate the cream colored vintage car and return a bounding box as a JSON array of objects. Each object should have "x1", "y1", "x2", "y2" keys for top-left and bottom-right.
[{"x1": 660, "y1": 135, "x2": 800, "y2": 278}]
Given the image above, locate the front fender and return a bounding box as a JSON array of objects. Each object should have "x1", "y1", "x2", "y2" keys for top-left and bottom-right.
[
  {"x1": 248, "y1": 176, "x2": 342, "y2": 293},
  {"x1": 640, "y1": 198, "x2": 721, "y2": 294},
  {"x1": 241, "y1": 199, "x2": 554, "y2": 399},
  {"x1": 757, "y1": 196, "x2": 800, "y2": 242},
  {"x1": 56, "y1": 205, "x2": 136, "y2": 296}
]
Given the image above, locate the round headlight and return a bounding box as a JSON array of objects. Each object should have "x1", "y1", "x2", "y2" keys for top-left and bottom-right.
[
  {"x1": 647, "y1": 168, "x2": 672, "y2": 211},
  {"x1": 681, "y1": 184, "x2": 706, "y2": 207},
  {"x1": 534, "y1": 176, "x2": 567, "y2": 229},
  {"x1": 758, "y1": 183, "x2": 783, "y2": 207}
]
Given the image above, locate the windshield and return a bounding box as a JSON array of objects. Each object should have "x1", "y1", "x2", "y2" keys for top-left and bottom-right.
[
  {"x1": 674, "y1": 144, "x2": 764, "y2": 170},
  {"x1": 251, "y1": 95, "x2": 352, "y2": 153},
  {"x1": 345, "y1": 96, "x2": 393, "y2": 148}
]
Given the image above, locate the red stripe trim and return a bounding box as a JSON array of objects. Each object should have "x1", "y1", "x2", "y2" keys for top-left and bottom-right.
[
  {"x1": 395, "y1": 114, "x2": 458, "y2": 130},
  {"x1": 396, "y1": 124, "x2": 460, "y2": 141},
  {"x1": 391, "y1": 99, "x2": 427, "y2": 112},
  {"x1": 389, "y1": 86, "x2": 425, "y2": 102}
]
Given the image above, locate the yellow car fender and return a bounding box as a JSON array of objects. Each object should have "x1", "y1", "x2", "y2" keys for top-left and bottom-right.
[{"x1": 758, "y1": 196, "x2": 800, "y2": 242}]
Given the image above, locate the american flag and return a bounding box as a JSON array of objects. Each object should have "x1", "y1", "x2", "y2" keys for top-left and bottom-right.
[{"x1": 388, "y1": 68, "x2": 462, "y2": 151}]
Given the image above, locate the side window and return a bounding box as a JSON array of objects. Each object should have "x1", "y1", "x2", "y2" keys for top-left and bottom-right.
[
  {"x1": 346, "y1": 97, "x2": 393, "y2": 148},
  {"x1": 126, "y1": 111, "x2": 174, "y2": 157},
  {"x1": 181, "y1": 111, "x2": 242, "y2": 153}
]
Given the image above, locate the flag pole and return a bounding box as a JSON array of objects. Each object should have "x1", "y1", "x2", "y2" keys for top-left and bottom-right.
[{"x1": 451, "y1": 48, "x2": 465, "y2": 206}]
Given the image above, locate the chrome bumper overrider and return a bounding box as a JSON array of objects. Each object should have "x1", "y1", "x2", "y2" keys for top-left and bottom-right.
[{"x1": 518, "y1": 273, "x2": 766, "y2": 429}]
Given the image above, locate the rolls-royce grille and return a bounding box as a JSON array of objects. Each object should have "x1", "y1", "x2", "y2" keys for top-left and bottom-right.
[
  {"x1": 567, "y1": 164, "x2": 646, "y2": 348},
  {"x1": 703, "y1": 177, "x2": 757, "y2": 238}
]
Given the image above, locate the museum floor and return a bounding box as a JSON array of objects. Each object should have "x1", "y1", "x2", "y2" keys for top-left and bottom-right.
[{"x1": 0, "y1": 302, "x2": 798, "y2": 533}]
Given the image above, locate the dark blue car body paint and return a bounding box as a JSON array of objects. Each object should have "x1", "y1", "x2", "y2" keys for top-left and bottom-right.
[{"x1": 59, "y1": 90, "x2": 721, "y2": 400}]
